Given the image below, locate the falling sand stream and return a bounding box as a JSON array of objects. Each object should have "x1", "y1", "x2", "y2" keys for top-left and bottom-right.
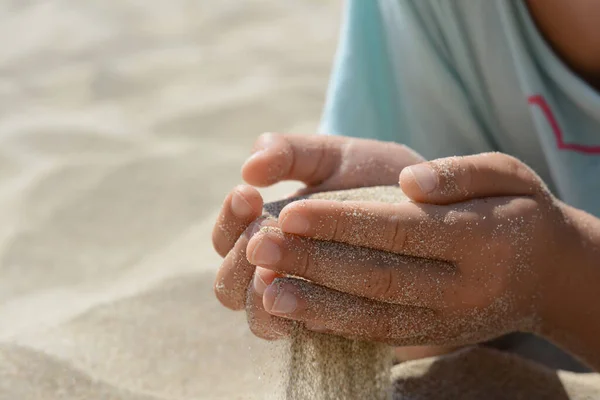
[{"x1": 260, "y1": 186, "x2": 413, "y2": 400}]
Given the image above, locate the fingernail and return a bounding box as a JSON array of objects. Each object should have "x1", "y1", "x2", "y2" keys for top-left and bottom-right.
[
  {"x1": 270, "y1": 290, "x2": 297, "y2": 315},
  {"x1": 231, "y1": 190, "x2": 253, "y2": 218},
  {"x1": 407, "y1": 165, "x2": 438, "y2": 194},
  {"x1": 281, "y1": 214, "x2": 309, "y2": 235},
  {"x1": 250, "y1": 237, "x2": 281, "y2": 265},
  {"x1": 253, "y1": 273, "x2": 268, "y2": 295}
]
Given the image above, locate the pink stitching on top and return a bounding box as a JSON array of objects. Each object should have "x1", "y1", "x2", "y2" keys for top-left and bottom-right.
[{"x1": 528, "y1": 94, "x2": 600, "y2": 154}]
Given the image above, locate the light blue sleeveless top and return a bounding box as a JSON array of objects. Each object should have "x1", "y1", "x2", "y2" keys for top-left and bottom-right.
[{"x1": 320, "y1": 0, "x2": 600, "y2": 217}]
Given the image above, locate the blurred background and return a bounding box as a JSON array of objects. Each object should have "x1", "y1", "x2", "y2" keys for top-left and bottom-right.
[{"x1": 0, "y1": 1, "x2": 340, "y2": 399}]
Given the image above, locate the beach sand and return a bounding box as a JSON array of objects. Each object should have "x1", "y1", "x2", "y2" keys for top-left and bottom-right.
[
  {"x1": 391, "y1": 347, "x2": 600, "y2": 400},
  {"x1": 1, "y1": 1, "x2": 600, "y2": 400},
  {"x1": 0, "y1": 1, "x2": 338, "y2": 399}
]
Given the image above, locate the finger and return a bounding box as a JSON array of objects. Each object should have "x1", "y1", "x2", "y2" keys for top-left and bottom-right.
[
  {"x1": 212, "y1": 185, "x2": 263, "y2": 258},
  {"x1": 242, "y1": 133, "x2": 424, "y2": 188},
  {"x1": 399, "y1": 153, "x2": 544, "y2": 205},
  {"x1": 278, "y1": 199, "x2": 477, "y2": 261},
  {"x1": 214, "y1": 217, "x2": 275, "y2": 310},
  {"x1": 263, "y1": 277, "x2": 440, "y2": 345},
  {"x1": 246, "y1": 227, "x2": 457, "y2": 307},
  {"x1": 241, "y1": 133, "x2": 345, "y2": 187},
  {"x1": 245, "y1": 268, "x2": 293, "y2": 340}
]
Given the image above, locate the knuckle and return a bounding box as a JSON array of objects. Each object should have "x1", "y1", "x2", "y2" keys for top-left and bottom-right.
[
  {"x1": 367, "y1": 267, "x2": 395, "y2": 300},
  {"x1": 508, "y1": 156, "x2": 529, "y2": 179},
  {"x1": 330, "y1": 209, "x2": 345, "y2": 241},
  {"x1": 340, "y1": 139, "x2": 355, "y2": 160},
  {"x1": 386, "y1": 214, "x2": 407, "y2": 254},
  {"x1": 503, "y1": 154, "x2": 524, "y2": 174},
  {"x1": 450, "y1": 157, "x2": 480, "y2": 196},
  {"x1": 461, "y1": 159, "x2": 478, "y2": 189},
  {"x1": 304, "y1": 141, "x2": 327, "y2": 185},
  {"x1": 501, "y1": 154, "x2": 541, "y2": 189},
  {"x1": 297, "y1": 245, "x2": 313, "y2": 278},
  {"x1": 515, "y1": 163, "x2": 539, "y2": 189}
]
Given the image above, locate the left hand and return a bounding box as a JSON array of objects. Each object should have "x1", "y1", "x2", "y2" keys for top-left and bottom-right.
[
  {"x1": 212, "y1": 133, "x2": 425, "y2": 340},
  {"x1": 246, "y1": 153, "x2": 580, "y2": 346}
]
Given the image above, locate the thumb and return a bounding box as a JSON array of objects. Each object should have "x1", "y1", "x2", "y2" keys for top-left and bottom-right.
[
  {"x1": 399, "y1": 152, "x2": 545, "y2": 204},
  {"x1": 243, "y1": 133, "x2": 425, "y2": 190},
  {"x1": 241, "y1": 133, "x2": 346, "y2": 187}
]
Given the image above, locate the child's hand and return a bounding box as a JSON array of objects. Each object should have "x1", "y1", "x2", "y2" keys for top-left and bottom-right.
[
  {"x1": 248, "y1": 153, "x2": 582, "y2": 346},
  {"x1": 212, "y1": 133, "x2": 425, "y2": 339}
]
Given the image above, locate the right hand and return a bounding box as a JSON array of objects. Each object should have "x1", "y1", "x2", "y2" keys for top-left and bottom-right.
[{"x1": 212, "y1": 133, "x2": 425, "y2": 340}]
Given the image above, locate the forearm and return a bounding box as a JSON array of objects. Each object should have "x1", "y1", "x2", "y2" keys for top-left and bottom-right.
[{"x1": 541, "y1": 205, "x2": 600, "y2": 371}]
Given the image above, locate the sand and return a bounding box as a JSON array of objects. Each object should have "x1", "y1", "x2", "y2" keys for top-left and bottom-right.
[
  {"x1": 262, "y1": 187, "x2": 405, "y2": 400},
  {"x1": 391, "y1": 347, "x2": 599, "y2": 400},
  {"x1": 1, "y1": 1, "x2": 599, "y2": 400},
  {"x1": 282, "y1": 327, "x2": 391, "y2": 400},
  {"x1": 0, "y1": 1, "x2": 340, "y2": 399}
]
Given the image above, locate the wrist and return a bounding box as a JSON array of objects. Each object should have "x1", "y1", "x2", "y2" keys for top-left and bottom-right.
[{"x1": 538, "y1": 204, "x2": 600, "y2": 369}]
